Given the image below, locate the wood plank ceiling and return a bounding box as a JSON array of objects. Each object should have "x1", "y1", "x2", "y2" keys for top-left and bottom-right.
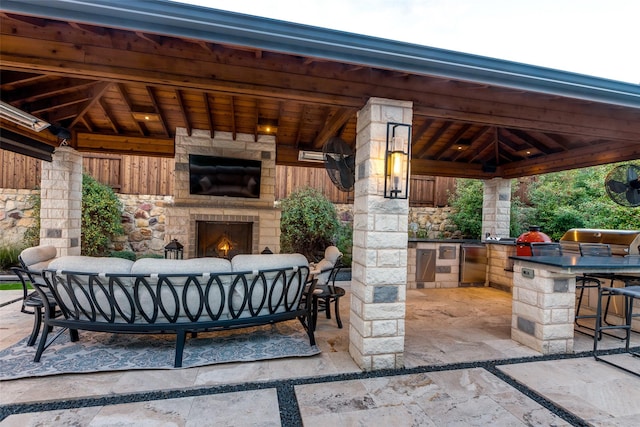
[{"x1": 1, "y1": 11, "x2": 639, "y2": 179}]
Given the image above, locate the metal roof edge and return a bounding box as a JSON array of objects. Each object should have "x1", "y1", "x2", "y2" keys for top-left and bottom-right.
[{"x1": 2, "y1": 0, "x2": 639, "y2": 108}]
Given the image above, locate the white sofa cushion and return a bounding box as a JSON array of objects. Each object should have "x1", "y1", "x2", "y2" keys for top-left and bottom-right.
[
  {"x1": 48, "y1": 256, "x2": 135, "y2": 321},
  {"x1": 130, "y1": 257, "x2": 233, "y2": 322},
  {"x1": 231, "y1": 254, "x2": 308, "y2": 318},
  {"x1": 20, "y1": 245, "x2": 57, "y2": 270},
  {"x1": 49, "y1": 256, "x2": 134, "y2": 274}
]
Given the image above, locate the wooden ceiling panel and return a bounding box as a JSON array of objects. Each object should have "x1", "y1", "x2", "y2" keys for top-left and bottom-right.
[{"x1": 1, "y1": 12, "x2": 639, "y2": 179}]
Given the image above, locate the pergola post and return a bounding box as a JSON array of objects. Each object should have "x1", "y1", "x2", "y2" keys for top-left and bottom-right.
[
  {"x1": 39, "y1": 146, "x2": 82, "y2": 256},
  {"x1": 482, "y1": 178, "x2": 512, "y2": 239},
  {"x1": 349, "y1": 97, "x2": 412, "y2": 370}
]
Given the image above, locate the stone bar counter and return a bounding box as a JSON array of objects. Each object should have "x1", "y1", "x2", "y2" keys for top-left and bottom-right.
[{"x1": 509, "y1": 255, "x2": 640, "y2": 354}]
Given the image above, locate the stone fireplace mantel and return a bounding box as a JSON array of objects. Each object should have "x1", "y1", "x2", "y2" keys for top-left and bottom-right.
[{"x1": 165, "y1": 128, "x2": 281, "y2": 258}]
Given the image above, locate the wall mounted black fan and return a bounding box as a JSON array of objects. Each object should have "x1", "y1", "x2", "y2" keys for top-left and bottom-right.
[
  {"x1": 605, "y1": 164, "x2": 640, "y2": 207},
  {"x1": 323, "y1": 137, "x2": 355, "y2": 192}
]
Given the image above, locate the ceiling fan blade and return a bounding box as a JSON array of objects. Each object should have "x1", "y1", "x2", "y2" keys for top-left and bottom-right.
[
  {"x1": 607, "y1": 179, "x2": 628, "y2": 194},
  {"x1": 627, "y1": 166, "x2": 638, "y2": 183},
  {"x1": 336, "y1": 157, "x2": 355, "y2": 189},
  {"x1": 627, "y1": 188, "x2": 640, "y2": 205}
]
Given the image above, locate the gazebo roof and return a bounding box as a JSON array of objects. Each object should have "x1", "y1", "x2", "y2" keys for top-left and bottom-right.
[{"x1": 1, "y1": 0, "x2": 639, "y2": 178}]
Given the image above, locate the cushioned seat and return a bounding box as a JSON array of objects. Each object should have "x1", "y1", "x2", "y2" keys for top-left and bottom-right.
[
  {"x1": 310, "y1": 246, "x2": 345, "y2": 329},
  {"x1": 14, "y1": 245, "x2": 58, "y2": 346}
]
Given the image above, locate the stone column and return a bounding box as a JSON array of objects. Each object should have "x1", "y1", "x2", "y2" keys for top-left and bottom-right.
[
  {"x1": 39, "y1": 146, "x2": 82, "y2": 256},
  {"x1": 511, "y1": 260, "x2": 575, "y2": 354},
  {"x1": 349, "y1": 97, "x2": 412, "y2": 370},
  {"x1": 482, "y1": 178, "x2": 511, "y2": 239}
]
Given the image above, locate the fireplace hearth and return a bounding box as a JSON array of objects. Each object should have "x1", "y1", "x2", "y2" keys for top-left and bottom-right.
[{"x1": 196, "y1": 221, "x2": 253, "y2": 258}]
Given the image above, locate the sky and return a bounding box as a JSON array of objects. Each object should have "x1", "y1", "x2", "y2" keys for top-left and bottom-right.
[{"x1": 173, "y1": 0, "x2": 639, "y2": 84}]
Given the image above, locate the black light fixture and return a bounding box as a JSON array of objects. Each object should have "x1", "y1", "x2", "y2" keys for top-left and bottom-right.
[
  {"x1": 384, "y1": 122, "x2": 411, "y2": 199},
  {"x1": 164, "y1": 239, "x2": 184, "y2": 259}
]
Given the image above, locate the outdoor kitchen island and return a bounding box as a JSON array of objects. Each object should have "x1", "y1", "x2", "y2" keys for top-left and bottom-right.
[{"x1": 509, "y1": 255, "x2": 640, "y2": 354}]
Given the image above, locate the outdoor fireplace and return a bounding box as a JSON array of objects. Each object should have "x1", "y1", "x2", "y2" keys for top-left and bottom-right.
[{"x1": 196, "y1": 221, "x2": 253, "y2": 258}]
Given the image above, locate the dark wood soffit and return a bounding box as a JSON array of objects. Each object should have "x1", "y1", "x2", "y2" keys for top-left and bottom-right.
[{"x1": 2, "y1": 16, "x2": 638, "y2": 140}]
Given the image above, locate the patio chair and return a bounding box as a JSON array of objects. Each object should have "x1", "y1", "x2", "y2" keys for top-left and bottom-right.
[
  {"x1": 311, "y1": 246, "x2": 346, "y2": 329},
  {"x1": 12, "y1": 245, "x2": 59, "y2": 346}
]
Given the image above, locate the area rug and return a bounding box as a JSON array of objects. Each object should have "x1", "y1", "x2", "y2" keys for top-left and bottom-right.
[{"x1": 0, "y1": 321, "x2": 320, "y2": 380}]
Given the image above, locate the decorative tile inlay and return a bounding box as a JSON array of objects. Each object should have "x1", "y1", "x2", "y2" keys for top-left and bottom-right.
[
  {"x1": 517, "y1": 316, "x2": 536, "y2": 336},
  {"x1": 373, "y1": 286, "x2": 398, "y2": 303},
  {"x1": 553, "y1": 279, "x2": 569, "y2": 292}
]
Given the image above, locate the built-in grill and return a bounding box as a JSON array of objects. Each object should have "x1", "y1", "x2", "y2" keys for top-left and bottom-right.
[{"x1": 559, "y1": 228, "x2": 640, "y2": 257}]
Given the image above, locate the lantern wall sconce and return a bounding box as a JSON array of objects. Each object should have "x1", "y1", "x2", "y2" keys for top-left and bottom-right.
[
  {"x1": 164, "y1": 239, "x2": 184, "y2": 259},
  {"x1": 384, "y1": 122, "x2": 411, "y2": 199}
]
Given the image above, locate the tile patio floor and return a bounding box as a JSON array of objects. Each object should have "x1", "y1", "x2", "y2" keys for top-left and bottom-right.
[{"x1": 0, "y1": 284, "x2": 638, "y2": 426}]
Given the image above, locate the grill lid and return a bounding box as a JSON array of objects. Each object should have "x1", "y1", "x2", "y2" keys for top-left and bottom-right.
[{"x1": 559, "y1": 228, "x2": 640, "y2": 256}]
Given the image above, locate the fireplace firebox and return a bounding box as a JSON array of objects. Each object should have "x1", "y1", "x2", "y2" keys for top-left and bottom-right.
[{"x1": 196, "y1": 221, "x2": 253, "y2": 258}]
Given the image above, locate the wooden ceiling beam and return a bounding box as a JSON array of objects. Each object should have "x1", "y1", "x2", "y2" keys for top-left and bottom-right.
[
  {"x1": 503, "y1": 128, "x2": 561, "y2": 154},
  {"x1": 146, "y1": 86, "x2": 170, "y2": 137},
  {"x1": 0, "y1": 71, "x2": 49, "y2": 90},
  {"x1": 499, "y1": 141, "x2": 640, "y2": 178},
  {"x1": 2, "y1": 23, "x2": 638, "y2": 141},
  {"x1": 98, "y1": 98, "x2": 120, "y2": 134},
  {"x1": 415, "y1": 122, "x2": 453, "y2": 158},
  {"x1": 451, "y1": 126, "x2": 491, "y2": 161},
  {"x1": 4, "y1": 78, "x2": 98, "y2": 104},
  {"x1": 67, "y1": 82, "x2": 112, "y2": 129},
  {"x1": 203, "y1": 92, "x2": 214, "y2": 138},
  {"x1": 432, "y1": 124, "x2": 471, "y2": 160},
  {"x1": 115, "y1": 83, "x2": 146, "y2": 136},
  {"x1": 311, "y1": 107, "x2": 354, "y2": 149},
  {"x1": 27, "y1": 90, "x2": 93, "y2": 115},
  {"x1": 230, "y1": 96, "x2": 237, "y2": 140},
  {"x1": 75, "y1": 132, "x2": 174, "y2": 157},
  {"x1": 175, "y1": 89, "x2": 191, "y2": 136}
]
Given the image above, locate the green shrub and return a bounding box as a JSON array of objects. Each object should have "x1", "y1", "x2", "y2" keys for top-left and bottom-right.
[
  {"x1": 110, "y1": 250, "x2": 137, "y2": 261},
  {"x1": 280, "y1": 187, "x2": 340, "y2": 261},
  {"x1": 23, "y1": 174, "x2": 124, "y2": 256},
  {"x1": 81, "y1": 174, "x2": 124, "y2": 256},
  {"x1": 448, "y1": 179, "x2": 483, "y2": 239},
  {"x1": 334, "y1": 222, "x2": 353, "y2": 267},
  {"x1": 0, "y1": 244, "x2": 22, "y2": 271},
  {"x1": 22, "y1": 192, "x2": 41, "y2": 248}
]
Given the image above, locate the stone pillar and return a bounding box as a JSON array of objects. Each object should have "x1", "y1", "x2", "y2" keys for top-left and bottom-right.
[
  {"x1": 40, "y1": 146, "x2": 82, "y2": 256},
  {"x1": 349, "y1": 97, "x2": 412, "y2": 370},
  {"x1": 511, "y1": 260, "x2": 575, "y2": 354},
  {"x1": 482, "y1": 178, "x2": 511, "y2": 239}
]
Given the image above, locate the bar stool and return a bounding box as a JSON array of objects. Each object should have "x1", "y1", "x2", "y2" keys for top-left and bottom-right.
[
  {"x1": 593, "y1": 285, "x2": 640, "y2": 378},
  {"x1": 575, "y1": 243, "x2": 612, "y2": 336}
]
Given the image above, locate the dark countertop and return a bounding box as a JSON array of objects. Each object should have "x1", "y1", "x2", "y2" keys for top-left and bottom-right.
[
  {"x1": 408, "y1": 239, "x2": 481, "y2": 243},
  {"x1": 510, "y1": 255, "x2": 640, "y2": 274}
]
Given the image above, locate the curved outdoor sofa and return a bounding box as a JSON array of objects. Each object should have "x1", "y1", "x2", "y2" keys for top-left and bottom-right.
[{"x1": 31, "y1": 253, "x2": 315, "y2": 367}]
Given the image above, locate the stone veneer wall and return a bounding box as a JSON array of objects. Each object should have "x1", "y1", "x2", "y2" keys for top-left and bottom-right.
[
  {"x1": 165, "y1": 128, "x2": 280, "y2": 258},
  {"x1": 113, "y1": 194, "x2": 173, "y2": 255},
  {"x1": 0, "y1": 189, "x2": 39, "y2": 246},
  {"x1": 485, "y1": 243, "x2": 516, "y2": 292}
]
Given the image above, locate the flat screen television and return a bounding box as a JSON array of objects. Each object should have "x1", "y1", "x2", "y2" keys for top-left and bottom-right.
[{"x1": 189, "y1": 154, "x2": 261, "y2": 198}]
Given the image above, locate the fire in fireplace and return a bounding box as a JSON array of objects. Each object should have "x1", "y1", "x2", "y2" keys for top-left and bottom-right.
[{"x1": 196, "y1": 221, "x2": 253, "y2": 258}]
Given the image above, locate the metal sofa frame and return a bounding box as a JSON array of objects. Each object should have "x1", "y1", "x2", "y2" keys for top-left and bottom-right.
[{"x1": 30, "y1": 266, "x2": 315, "y2": 367}]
